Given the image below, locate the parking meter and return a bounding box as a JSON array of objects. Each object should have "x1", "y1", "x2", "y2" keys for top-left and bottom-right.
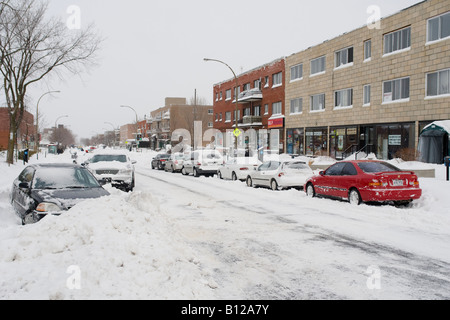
[{"x1": 445, "y1": 156, "x2": 450, "y2": 181}]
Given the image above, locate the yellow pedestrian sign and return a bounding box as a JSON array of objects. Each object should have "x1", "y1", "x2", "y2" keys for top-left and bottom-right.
[{"x1": 233, "y1": 128, "x2": 242, "y2": 137}]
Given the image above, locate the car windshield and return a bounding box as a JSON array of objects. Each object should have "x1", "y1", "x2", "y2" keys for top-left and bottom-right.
[
  {"x1": 357, "y1": 162, "x2": 401, "y2": 173},
  {"x1": 33, "y1": 167, "x2": 100, "y2": 189},
  {"x1": 90, "y1": 154, "x2": 127, "y2": 163}
]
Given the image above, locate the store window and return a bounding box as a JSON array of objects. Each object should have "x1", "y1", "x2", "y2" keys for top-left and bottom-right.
[{"x1": 306, "y1": 128, "x2": 328, "y2": 156}]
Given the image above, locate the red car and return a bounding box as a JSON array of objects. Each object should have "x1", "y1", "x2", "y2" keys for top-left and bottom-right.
[{"x1": 304, "y1": 160, "x2": 422, "y2": 205}]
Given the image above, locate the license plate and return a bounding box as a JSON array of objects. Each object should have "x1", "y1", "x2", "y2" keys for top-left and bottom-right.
[{"x1": 392, "y1": 179, "x2": 404, "y2": 186}]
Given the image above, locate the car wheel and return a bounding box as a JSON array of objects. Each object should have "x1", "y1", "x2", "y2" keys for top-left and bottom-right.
[
  {"x1": 231, "y1": 172, "x2": 237, "y2": 181},
  {"x1": 171, "y1": 165, "x2": 175, "y2": 173},
  {"x1": 349, "y1": 188, "x2": 361, "y2": 205},
  {"x1": 218, "y1": 171, "x2": 223, "y2": 179},
  {"x1": 306, "y1": 183, "x2": 315, "y2": 198},
  {"x1": 271, "y1": 179, "x2": 279, "y2": 191},
  {"x1": 193, "y1": 168, "x2": 199, "y2": 177},
  {"x1": 246, "y1": 176, "x2": 253, "y2": 188},
  {"x1": 181, "y1": 167, "x2": 188, "y2": 176}
]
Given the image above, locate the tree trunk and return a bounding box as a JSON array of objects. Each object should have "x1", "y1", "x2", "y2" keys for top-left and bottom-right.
[{"x1": 7, "y1": 119, "x2": 17, "y2": 165}]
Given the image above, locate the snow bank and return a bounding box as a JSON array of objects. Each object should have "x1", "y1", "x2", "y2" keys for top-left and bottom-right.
[{"x1": 0, "y1": 186, "x2": 218, "y2": 300}]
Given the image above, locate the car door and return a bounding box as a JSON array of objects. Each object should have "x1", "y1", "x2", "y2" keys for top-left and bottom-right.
[
  {"x1": 334, "y1": 162, "x2": 359, "y2": 199},
  {"x1": 317, "y1": 162, "x2": 347, "y2": 198},
  {"x1": 253, "y1": 162, "x2": 270, "y2": 185},
  {"x1": 12, "y1": 167, "x2": 36, "y2": 218},
  {"x1": 222, "y1": 159, "x2": 235, "y2": 179}
]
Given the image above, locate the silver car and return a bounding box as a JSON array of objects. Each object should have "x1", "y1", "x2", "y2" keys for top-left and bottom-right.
[
  {"x1": 218, "y1": 157, "x2": 261, "y2": 181},
  {"x1": 164, "y1": 152, "x2": 185, "y2": 173},
  {"x1": 246, "y1": 160, "x2": 313, "y2": 191},
  {"x1": 181, "y1": 150, "x2": 224, "y2": 177}
]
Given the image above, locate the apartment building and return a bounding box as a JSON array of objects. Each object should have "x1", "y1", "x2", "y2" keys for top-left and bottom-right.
[
  {"x1": 0, "y1": 108, "x2": 35, "y2": 151},
  {"x1": 148, "y1": 97, "x2": 214, "y2": 150},
  {"x1": 285, "y1": 0, "x2": 450, "y2": 160},
  {"x1": 212, "y1": 58, "x2": 286, "y2": 154}
]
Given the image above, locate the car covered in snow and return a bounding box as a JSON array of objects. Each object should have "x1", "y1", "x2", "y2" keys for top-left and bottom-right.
[
  {"x1": 164, "y1": 152, "x2": 185, "y2": 173},
  {"x1": 83, "y1": 152, "x2": 136, "y2": 192},
  {"x1": 304, "y1": 160, "x2": 422, "y2": 205},
  {"x1": 10, "y1": 163, "x2": 110, "y2": 225},
  {"x1": 181, "y1": 149, "x2": 224, "y2": 177},
  {"x1": 245, "y1": 160, "x2": 314, "y2": 190},
  {"x1": 218, "y1": 157, "x2": 262, "y2": 181}
]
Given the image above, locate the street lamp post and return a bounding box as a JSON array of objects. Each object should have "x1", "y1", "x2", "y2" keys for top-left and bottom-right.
[
  {"x1": 204, "y1": 58, "x2": 240, "y2": 153},
  {"x1": 35, "y1": 90, "x2": 60, "y2": 156},
  {"x1": 120, "y1": 105, "x2": 139, "y2": 149}
]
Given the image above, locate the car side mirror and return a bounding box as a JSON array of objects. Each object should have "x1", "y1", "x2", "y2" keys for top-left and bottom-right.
[
  {"x1": 19, "y1": 182, "x2": 30, "y2": 189},
  {"x1": 319, "y1": 171, "x2": 324, "y2": 176}
]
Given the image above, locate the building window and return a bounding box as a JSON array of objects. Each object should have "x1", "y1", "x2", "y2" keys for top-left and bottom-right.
[
  {"x1": 243, "y1": 83, "x2": 251, "y2": 91},
  {"x1": 219, "y1": 113, "x2": 223, "y2": 121},
  {"x1": 254, "y1": 79, "x2": 261, "y2": 89},
  {"x1": 219, "y1": 92, "x2": 223, "y2": 100},
  {"x1": 272, "y1": 72, "x2": 282, "y2": 87},
  {"x1": 290, "y1": 64, "x2": 303, "y2": 81},
  {"x1": 335, "y1": 47, "x2": 353, "y2": 68},
  {"x1": 310, "y1": 94, "x2": 325, "y2": 111},
  {"x1": 384, "y1": 27, "x2": 411, "y2": 55},
  {"x1": 264, "y1": 76, "x2": 269, "y2": 88},
  {"x1": 254, "y1": 106, "x2": 261, "y2": 116},
  {"x1": 364, "y1": 40, "x2": 372, "y2": 61},
  {"x1": 427, "y1": 12, "x2": 450, "y2": 43},
  {"x1": 244, "y1": 107, "x2": 251, "y2": 116},
  {"x1": 215, "y1": 114, "x2": 218, "y2": 122},
  {"x1": 334, "y1": 89, "x2": 353, "y2": 108},
  {"x1": 363, "y1": 85, "x2": 371, "y2": 105},
  {"x1": 215, "y1": 93, "x2": 219, "y2": 101},
  {"x1": 311, "y1": 56, "x2": 326, "y2": 76},
  {"x1": 208, "y1": 109, "x2": 213, "y2": 115},
  {"x1": 225, "y1": 89, "x2": 231, "y2": 101},
  {"x1": 208, "y1": 122, "x2": 213, "y2": 128},
  {"x1": 427, "y1": 69, "x2": 450, "y2": 97},
  {"x1": 383, "y1": 77, "x2": 410, "y2": 103},
  {"x1": 272, "y1": 102, "x2": 282, "y2": 115},
  {"x1": 264, "y1": 104, "x2": 269, "y2": 115},
  {"x1": 290, "y1": 98, "x2": 303, "y2": 114},
  {"x1": 225, "y1": 112, "x2": 231, "y2": 122}
]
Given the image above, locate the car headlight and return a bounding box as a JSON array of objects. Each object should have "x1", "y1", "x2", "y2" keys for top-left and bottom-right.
[{"x1": 36, "y1": 202, "x2": 62, "y2": 213}]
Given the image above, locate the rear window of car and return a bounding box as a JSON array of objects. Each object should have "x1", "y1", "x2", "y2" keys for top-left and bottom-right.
[
  {"x1": 283, "y1": 162, "x2": 309, "y2": 170},
  {"x1": 357, "y1": 162, "x2": 401, "y2": 173}
]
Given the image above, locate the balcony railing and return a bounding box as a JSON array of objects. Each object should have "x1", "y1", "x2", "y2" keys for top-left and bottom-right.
[
  {"x1": 241, "y1": 115, "x2": 263, "y2": 126},
  {"x1": 236, "y1": 88, "x2": 263, "y2": 104}
]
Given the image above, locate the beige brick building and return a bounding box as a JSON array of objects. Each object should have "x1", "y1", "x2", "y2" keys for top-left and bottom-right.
[{"x1": 285, "y1": 0, "x2": 450, "y2": 160}]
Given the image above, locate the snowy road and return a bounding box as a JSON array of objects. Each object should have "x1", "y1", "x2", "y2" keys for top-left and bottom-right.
[
  {"x1": 133, "y1": 164, "x2": 450, "y2": 300},
  {"x1": 1, "y1": 150, "x2": 450, "y2": 300}
]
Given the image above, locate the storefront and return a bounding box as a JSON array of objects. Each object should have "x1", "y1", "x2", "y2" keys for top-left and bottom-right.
[
  {"x1": 305, "y1": 128, "x2": 328, "y2": 156},
  {"x1": 286, "y1": 128, "x2": 304, "y2": 155},
  {"x1": 329, "y1": 126, "x2": 358, "y2": 160}
]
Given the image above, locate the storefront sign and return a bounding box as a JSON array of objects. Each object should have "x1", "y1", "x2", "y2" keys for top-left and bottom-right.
[
  {"x1": 388, "y1": 135, "x2": 401, "y2": 145},
  {"x1": 268, "y1": 118, "x2": 284, "y2": 129}
]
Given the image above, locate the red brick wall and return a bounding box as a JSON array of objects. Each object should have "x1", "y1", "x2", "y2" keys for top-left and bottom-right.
[
  {"x1": 212, "y1": 58, "x2": 285, "y2": 132},
  {"x1": 0, "y1": 108, "x2": 35, "y2": 150}
]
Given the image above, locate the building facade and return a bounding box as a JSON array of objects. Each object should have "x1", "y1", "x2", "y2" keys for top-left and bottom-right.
[
  {"x1": 148, "y1": 97, "x2": 214, "y2": 150},
  {"x1": 285, "y1": 0, "x2": 450, "y2": 160},
  {"x1": 0, "y1": 108, "x2": 35, "y2": 151},
  {"x1": 212, "y1": 58, "x2": 286, "y2": 154}
]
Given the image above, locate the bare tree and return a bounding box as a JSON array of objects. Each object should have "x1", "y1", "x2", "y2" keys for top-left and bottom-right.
[{"x1": 0, "y1": 0, "x2": 102, "y2": 164}]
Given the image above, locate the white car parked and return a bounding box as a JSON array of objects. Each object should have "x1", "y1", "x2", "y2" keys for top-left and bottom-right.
[
  {"x1": 164, "y1": 152, "x2": 185, "y2": 173},
  {"x1": 181, "y1": 150, "x2": 224, "y2": 177},
  {"x1": 83, "y1": 151, "x2": 136, "y2": 192},
  {"x1": 245, "y1": 160, "x2": 313, "y2": 191},
  {"x1": 218, "y1": 157, "x2": 262, "y2": 181}
]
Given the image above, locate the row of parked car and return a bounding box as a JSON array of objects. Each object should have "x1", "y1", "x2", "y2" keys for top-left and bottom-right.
[{"x1": 150, "y1": 150, "x2": 423, "y2": 206}]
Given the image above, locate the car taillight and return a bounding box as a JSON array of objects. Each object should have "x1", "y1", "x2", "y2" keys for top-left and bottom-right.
[
  {"x1": 174, "y1": 161, "x2": 178, "y2": 165},
  {"x1": 240, "y1": 167, "x2": 248, "y2": 171},
  {"x1": 368, "y1": 180, "x2": 383, "y2": 187},
  {"x1": 197, "y1": 162, "x2": 202, "y2": 166},
  {"x1": 278, "y1": 172, "x2": 285, "y2": 178}
]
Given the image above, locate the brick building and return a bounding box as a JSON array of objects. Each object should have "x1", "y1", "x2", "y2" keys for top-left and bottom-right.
[
  {"x1": 285, "y1": 0, "x2": 450, "y2": 160},
  {"x1": 0, "y1": 108, "x2": 35, "y2": 151},
  {"x1": 148, "y1": 97, "x2": 214, "y2": 150},
  {"x1": 212, "y1": 58, "x2": 286, "y2": 154}
]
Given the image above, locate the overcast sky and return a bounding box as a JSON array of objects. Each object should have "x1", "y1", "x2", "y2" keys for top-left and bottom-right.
[{"x1": 25, "y1": 0, "x2": 422, "y2": 141}]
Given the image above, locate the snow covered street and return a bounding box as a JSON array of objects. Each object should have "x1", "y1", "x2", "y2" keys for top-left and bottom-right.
[{"x1": 1, "y1": 150, "x2": 450, "y2": 300}]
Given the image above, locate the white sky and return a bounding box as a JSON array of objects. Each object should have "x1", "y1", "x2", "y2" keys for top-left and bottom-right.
[{"x1": 24, "y1": 0, "x2": 423, "y2": 141}]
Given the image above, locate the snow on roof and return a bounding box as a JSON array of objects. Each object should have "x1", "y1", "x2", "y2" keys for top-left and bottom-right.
[{"x1": 422, "y1": 120, "x2": 450, "y2": 134}]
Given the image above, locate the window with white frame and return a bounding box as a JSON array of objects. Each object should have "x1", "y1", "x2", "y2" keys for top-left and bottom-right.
[
  {"x1": 264, "y1": 104, "x2": 269, "y2": 115},
  {"x1": 225, "y1": 112, "x2": 231, "y2": 122},
  {"x1": 427, "y1": 69, "x2": 450, "y2": 97},
  {"x1": 363, "y1": 85, "x2": 371, "y2": 105},
  {"x1": 254, "y1": 79, "x2": 261, "y2": 89},
  {"x1": 427, "y1": 12, "x2": 450, "y2": 43},
  {"x1": 290, "y1": 98, "x2": 303, "y2": 114},
  {"x1": 272, "y1": 102, "x2": 282, "y2": 115},
  {"x1": 264, "y1": 76, "x2": 269, "y2": 88},
  {"x1": 383, "y1": 77, "x2": 410, "y2": 103},
  {"x1": 208, "y1": 109, "x2": 213, "y2": 115},
  {"x1": 219, "y1": 92, "x2": 223, "y2": 100},
  {"x1": 225, "y1": 89, "x2": 231, "y2": 100},
  {"x1": 334, "y1": 88, "x2": 353, "y2": 108},
  {"x1": 243, "y1": 83, "x2": 251, "y2": 91},
  {"x1": 208, "y1": 122, "x2": 213, "y2": 128},
  {"x1": 219, "y1": 113, "x2": 223, "y2": 121},
  {"x1": 311, "y1": 56, "x2": 326, "y2": 75},
  {"x1": 290, "y1": 64, "x2": 303, "y2": 81},
  {"x1": 272, "y1": 72, "x2": 282, "y2": 87},
  {"x1": 254, "y1": 106, "x2": 261, "y2": 116},
  {"x1": 244, "y1": 107, "x2": 251, "y2": 116},
  {"x1": 364, "y1": 40, "x2": 372, "y2": 60},
  {"x1": 335, "y1": 47, "x2": 354, "y2": 68},
  {"x1": 310, "y1": 94, "x2": 325, "y2": 111},
  {"x1": 384, "y1": 27, "x2": 411, "y2": 55}
]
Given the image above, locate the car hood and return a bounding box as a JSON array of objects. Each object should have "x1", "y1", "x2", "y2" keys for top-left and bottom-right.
[
  {"x1": 32, "y1": 188, "x2": 110, "y2": 210},
  {"x1": 87, "y1": 162, "x2": 130, "y2": 170}
]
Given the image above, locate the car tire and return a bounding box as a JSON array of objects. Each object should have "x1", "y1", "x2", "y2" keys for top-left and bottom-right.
[
  {"x1": 306, "y1": 183, "x2": 315, "y2": 198},
  {"x1": 218, "y1": 171, "x2": 223, "y2": 179},
  {"x1": 231, "y1": 172, "x2": 237, "y2": 181},
  {"x1": 349, "y1": 188, "x2": 361, "y2": 205},
  {"x1": 193, "y1": 168, "x2": 199, "y2": 178},
  {"x1": 271, "y1": 179, "x2": 279, "y2": 191},
  {"x1": 246, "y1": 176, "x2": 253, "y2": 188},
  {"x1": 181, "y1": 167, "x2": 188, "y2": 176}
]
